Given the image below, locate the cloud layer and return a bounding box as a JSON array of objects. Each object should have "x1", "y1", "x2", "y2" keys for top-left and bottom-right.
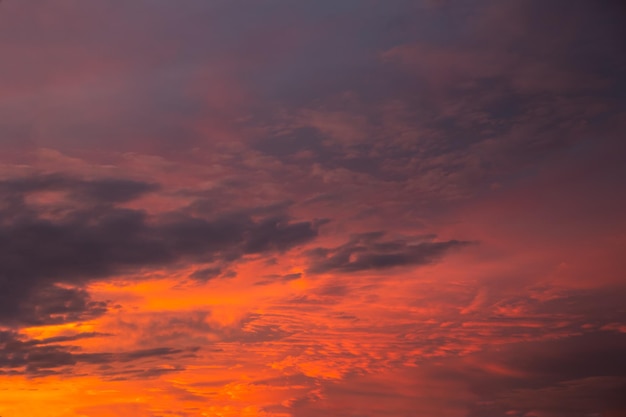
[{"x1": 0, "y1": 0, "x2": 624, "y2": 416}]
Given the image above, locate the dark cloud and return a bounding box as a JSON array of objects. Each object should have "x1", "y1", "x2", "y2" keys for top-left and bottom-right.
[
  {"x1": 12, "y1": 285, "x2": 109, "y2": 326},
  {"x1": 462, "y1": 331, "x2": 626, "y2": 417},
  {"x1": 189, "y1": 267, "x2": 223, "y2": 282},
  {"x1": 104, "y1": 365, "x2": 186, "y2": 382},
  {"x1": 254, "y1": 272, "x2": 302, "y2": 286},
  {"x1": 495, "y1": 332, "x2": 626, "y2": 384},
  {"x1": 253, "y1": 127, "x2": 327, "y2": 158},
  {"x1": 0, "y1": 174, "x2": 160, "y2": 204},
  {"x1": 0, "y1": 174, "x2": 323, "y2": 326},
  {"x1": 116, "y1": 347, "x2": 186, "y2": 362},
  {"x1": 31, "y1": 332, "x2": 110, "y2": 345},
  {"x1": 244, "y1": 216, "x2": 321, "y2": 253},
  {"x1": 0, "y1": 330, "x2": 196, "y2": 378},
  {"x1": 307, "y1": 232, "x2": 470, "y2": 274},
  {"x1": 234, "y1": 0, "x2": 626, "y2": 208}
]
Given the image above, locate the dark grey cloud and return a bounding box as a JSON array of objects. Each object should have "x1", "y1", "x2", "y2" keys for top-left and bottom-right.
[
  {"x1": 0, "y1": 174, "x2": 323, "y2": 326},
  {"x1": 239, "y1": 0, "x2": 626, "y2": 211},
  {"x1": 462, "y1": 331, "x2": 626, "y2": 417},
  {"x1": 306, "y1": 232, "x2": 470, "y2": 274},
  {"x1": 243, "y1": 216, "x2": 320, "y2": 254},
  {"x1": 0, "y1": 174, "x2": 160, "y2": 204},
  {"x1": 189, "y1": 267, "x2": 224, "y2": 282},
  {"x1": 0, "y1": 330, "x2": 196, "y2": 378},
  {"x1": 12, "y1": 285, "x2": 108, "y2": 326},
  {"x1": 495, "y1": 332, "x2": 626, "y2": 384}
]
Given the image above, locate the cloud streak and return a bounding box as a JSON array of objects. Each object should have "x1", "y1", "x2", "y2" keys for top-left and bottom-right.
[{"x1": 307, "y1": 232, "x2": 471, "y2": 274}]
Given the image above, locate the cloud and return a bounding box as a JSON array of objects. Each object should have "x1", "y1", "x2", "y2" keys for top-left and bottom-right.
[
  {"x1": 0, "y1": 174, "x2": 160, "y2": 204},
  {"x1": 459, "y1": 331, "x2": 626, "y2": 417},
  {"x1": 306, "y1": 232, "x2": 471, "y2": 274},
  {"x1": 0, "y1": 1, "x2": 623, "y2": 415},
  {"x1": 0, "y1": 174, "x2": 323, "y2": 326},
  {"x1": 189, "y1": 267, "x2": 224, "y2": 282},
  {"x1": 130, "y1": 311, "x2": 293, "y2": 347},
  {"x1": 11, "y1": 284, "x2": 108, "y2": 326},
  {"x1": 0, "y1": 329, "x2": 197, "y2": 378},
  {"x1": 254, "y1": 272, "x2": 302, "y2": 286}
]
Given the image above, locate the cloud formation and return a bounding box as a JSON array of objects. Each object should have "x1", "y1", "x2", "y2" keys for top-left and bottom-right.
[
  {"x1": 307, "y1": 232, "x2": 470, "y2": 274},
  {"x1": 0, "y1": 174, "x2": 322, "y2": 325},
  {"x1": 0, "y1": 0, "x2": 624, "y2": 416},
  {"x1": 0, "y1": 329, "x2": 195, "y2": 378}
]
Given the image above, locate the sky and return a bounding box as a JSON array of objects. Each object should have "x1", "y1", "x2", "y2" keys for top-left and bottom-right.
[{"x1": 0, "y1": 1, "x2": 625, "y2": 416}]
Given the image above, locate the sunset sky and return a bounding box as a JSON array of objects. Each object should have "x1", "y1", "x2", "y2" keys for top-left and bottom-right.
[{"x1": 1, "y1": 1, "x2": 625, "y2": 416}]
